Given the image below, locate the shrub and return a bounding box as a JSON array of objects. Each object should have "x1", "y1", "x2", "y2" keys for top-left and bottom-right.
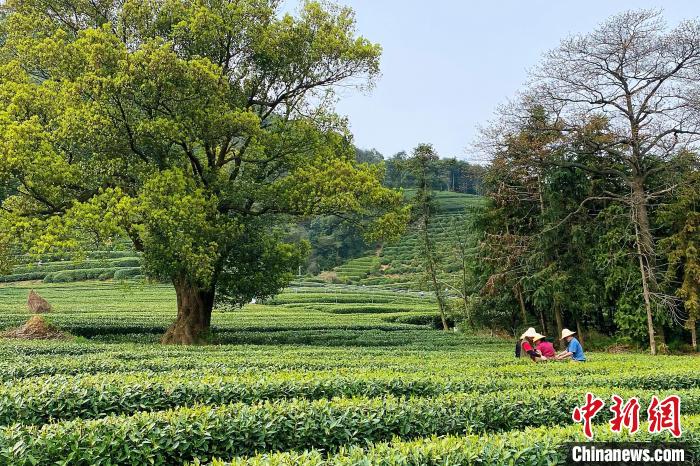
[
  {"x1": 214, "y1": 417, "x2": 700, "y2": 466},
  {"x1": 44, "y1": 268, "x2": 121, "y2": 283},
  {"x1": 113, "y1": 268, "x2": 142, "y2": 280},
  {"x1": 0, "y1": 272, "x2": 47, "y2": 283},
  {"x1": 98, "y1": 270, "x2": 116, "y2": 280}
]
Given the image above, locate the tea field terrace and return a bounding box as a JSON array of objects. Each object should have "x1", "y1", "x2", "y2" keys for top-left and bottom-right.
[{"x1": 0, "y1": 281, "x2": 697, "y2": 465}]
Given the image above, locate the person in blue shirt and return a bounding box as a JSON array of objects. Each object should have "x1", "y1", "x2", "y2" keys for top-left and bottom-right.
[{"x1": 556, "y1": 328, "x2": 586, "y2": 362}]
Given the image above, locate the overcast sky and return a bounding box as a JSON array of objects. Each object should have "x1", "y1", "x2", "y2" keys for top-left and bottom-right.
[{"x1": 291, "y1": 1, "x2": 698, "y2": 161}]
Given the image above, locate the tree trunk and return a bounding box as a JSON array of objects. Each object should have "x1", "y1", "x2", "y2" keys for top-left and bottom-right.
[
  {"x1": 537, "y1": 173, "x2": 545, "y2": 215},
  {"x1": 462, "y1": 295, "x2": 473, "y2": 329},
  {"x1": 632, "y1": 181, "x2": 657, "y2": 355},
  {"x1": 553, "y1": 302, "x2": 564, "y2": 350},
  {"x1": 422, "y1": 224, "x2": 448, "y2": 331},
  {"x1": 460, "y1": 245, "x2": 474, "y2": 328},
  {"x1": 539, "y1": 309, "x2": 548, "y2": 336},
  {"x1": 429, "y1": 262, "x2": 449, "y2": 331},
  {"x1": 535, "y1": 172, "x2": 548, "y2": 337},
  {"x1": 576, "y1": 319, "x2": 584, "y2": 347},
  {"x1": 658, "y1": 325, "x2": 667, "y2": 351},
  {"x1": 414, "y1": 148, "x2": 448, "y2": 331},
  {"x1": 162, "y1": 277, "x2": 215, "y2": 344},
  {"x1": 516, "y1": 283, "x2": 528, "y2": 324},
  {"x1": 691, "y1": 322, "x2": 697, "y2": 352},
  {"x1": 420, "y1": 202, "x2": 448, "y2": 330},
  {"x1": 637, "y1": 245, "x2": 656, "y2": 355}
]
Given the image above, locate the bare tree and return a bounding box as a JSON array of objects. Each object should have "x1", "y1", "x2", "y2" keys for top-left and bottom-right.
[{"x1": 527, "y1": 10, "x2": 700, "y2": 354}]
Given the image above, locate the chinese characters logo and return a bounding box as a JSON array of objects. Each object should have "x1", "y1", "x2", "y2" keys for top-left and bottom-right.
[{"x1": 572, "y1": 393, "x2": 681, "y2": 439}]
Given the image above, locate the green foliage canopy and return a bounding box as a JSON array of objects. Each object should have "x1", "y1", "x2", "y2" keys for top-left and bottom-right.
[{"x1": 0, "y1": 0, "x2": 407, "y2": 340}]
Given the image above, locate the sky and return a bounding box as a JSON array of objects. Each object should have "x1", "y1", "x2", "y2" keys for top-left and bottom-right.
[{"x1": 287, "y1": 1, "x2": 699, "y2": 162}]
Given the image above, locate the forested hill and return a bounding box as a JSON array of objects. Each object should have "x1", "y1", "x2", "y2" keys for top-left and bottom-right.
[
  {"x1": 314, "y1": 191, "x2": 487, "y2": 291},
  {"x1": 294, "y1": 148, "x2": 486, "y2": 276}
]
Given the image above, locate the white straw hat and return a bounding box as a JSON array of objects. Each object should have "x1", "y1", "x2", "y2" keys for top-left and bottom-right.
[
  {"x1": 520, "y1": 327, "x2": 538, "y2": 340},
  {"x1": 561, "y1": 328, "x2": 576, "y2": 339},
  {"x1": 533, "y1": 333, "x2": 546, "y2": 342}
]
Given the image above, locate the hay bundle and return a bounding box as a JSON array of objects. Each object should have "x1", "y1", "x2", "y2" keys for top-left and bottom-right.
[
  {"x1": 27, "y1": 290, "x2": 52, "y2": 313},
  {"x1": 3, "y1": 315, "x2": 66, "y2": 340}
]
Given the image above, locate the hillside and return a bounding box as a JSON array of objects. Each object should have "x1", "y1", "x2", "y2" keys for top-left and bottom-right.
[{"x1": 328, "y1": 191, "x2": 488, "y2": 290}]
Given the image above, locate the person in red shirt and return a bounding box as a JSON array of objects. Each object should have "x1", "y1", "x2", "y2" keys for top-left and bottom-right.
[
  {"x1": 519, "y1": 327, "x2": 539, "y2": 361},
  {"x1": 533, "y1": 333, "x2": 556, "y2": 359}
]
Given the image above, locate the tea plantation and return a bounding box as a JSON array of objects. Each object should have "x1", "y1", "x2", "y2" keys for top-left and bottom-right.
[
  {"x1": 331, "y1": 191, "x2": 488, "y2": 290},
  {"x1": 0, "y1": 250, "x2": 143, "y2": 284},
  {"x1": 0, "y1": 281, "x2": 698, "y2": 465}
]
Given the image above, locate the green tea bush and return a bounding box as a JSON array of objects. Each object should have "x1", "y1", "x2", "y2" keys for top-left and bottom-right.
[
  {"x1": 44, "y1": 268, "x2": 119, "y2": 283},
  {"x1": 113, "y1": 267, "x2": 143, "y2": 280},
  {"x1": 0, "y1": 373, "x2": 482, "y2": 425},
  {"x1": 0, "y1": 392, "x2": 651, "y2": 465},
  {"x1": 11, "y1": 257, "x2": 141, "y2": 275},
  {"x1": 4, "y1": 371, "x2": 700, "y2": 427},
  {"x1": 325, "y1": 304, "x2": 424, "y2": 314},
  {"x1": 214, "y1": 416, "x2": 700, "y2": 466},
  {"x1": 1, "y1": 280, "x2": 699, "y2": 465},
  {"x1": 0, "y1": 272, "x2": 47, "y2": 283}
]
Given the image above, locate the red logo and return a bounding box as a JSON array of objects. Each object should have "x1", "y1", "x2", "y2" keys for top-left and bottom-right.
[
  {"x1": 648, "y1": 395, "x2": 682, "y2": 438},
  {"x1": 609, "y1": 395, "x2": 640, "y2": 434},
  {"x1": 573, "y1": 394, "x2": 682, "y2": 439},
  {"x1": 572, "y1": 392, "x2": 605, "y2": 439}
]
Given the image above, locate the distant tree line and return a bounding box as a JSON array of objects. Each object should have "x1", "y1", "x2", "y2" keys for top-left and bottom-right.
[
  {"x1": 291, "y1": 216, "x2": 369, "y2": 275},
  {"x1": 356, "y1": 148, "x2": 486, "y2": 195}
]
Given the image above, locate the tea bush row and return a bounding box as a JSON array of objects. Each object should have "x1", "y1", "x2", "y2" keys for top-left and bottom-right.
[
  {"x1": 5, "y1": 369, "x2": 700, "y2": 426},
  {"x1": 12, "y1": 257, "x2": 141, "y2": 275},
  {"x1": 212, "y1": 416, "x2": 700, "y2": 466},
  {"x1": 0, "y1": 391, "x2": 673, "y2": 466}
]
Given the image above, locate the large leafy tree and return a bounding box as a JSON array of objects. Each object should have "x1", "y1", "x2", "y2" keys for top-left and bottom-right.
[
  {"x1": 483, "y1": 10, "x2": 700, "y2": 353},
  {"x1": 480, "y1": 106, "x2": 640, "y2": 344},
  {"x1": 0, "y1": 0, "x2": 407, "y2": 343},
  {"x1": 479, "y1": 106, "x2": 565, "y2": 332},
  {"x1": 530, "y1": 10, "x2": 700, "y2": 353},
  {"x1": 661, "y1": 162, "x2": 700, "y2": 349}
]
